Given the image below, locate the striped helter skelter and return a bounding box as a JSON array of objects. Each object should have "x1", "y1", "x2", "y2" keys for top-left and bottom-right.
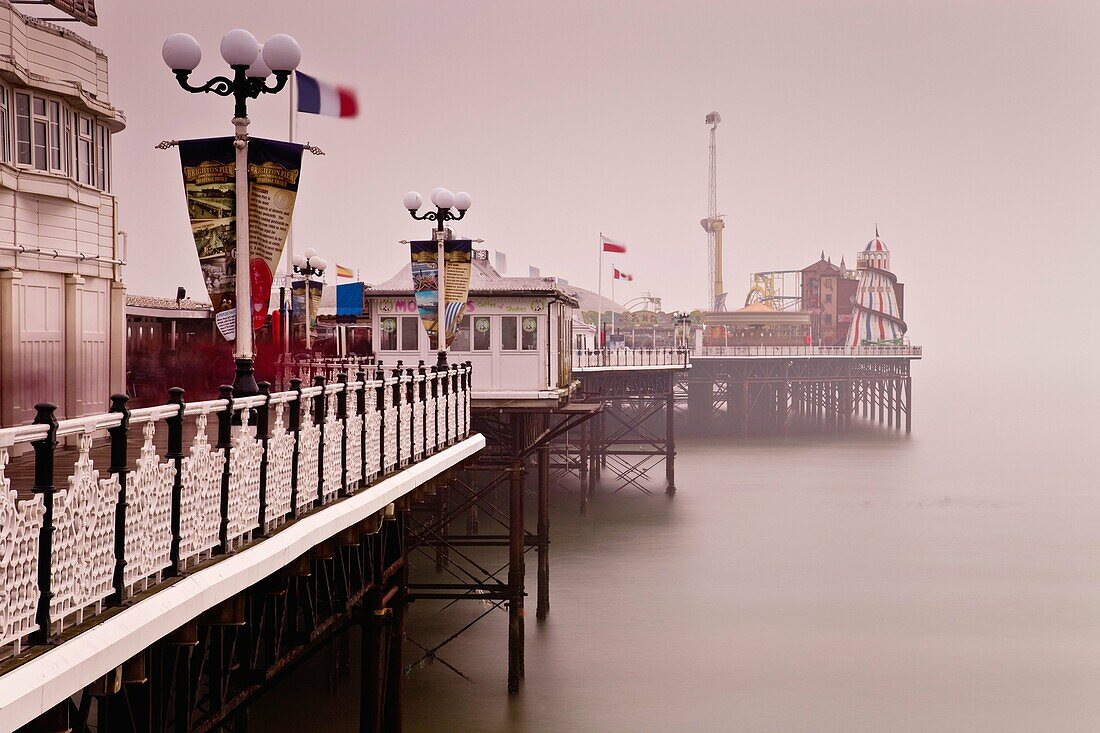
[{"x1": 847, "y1": 231, "x2": 908, "y2": 346}]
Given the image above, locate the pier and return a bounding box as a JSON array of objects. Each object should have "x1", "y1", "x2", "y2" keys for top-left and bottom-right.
[{"x1": 0, "y1": 365, "x2": 479, "y2": 732}]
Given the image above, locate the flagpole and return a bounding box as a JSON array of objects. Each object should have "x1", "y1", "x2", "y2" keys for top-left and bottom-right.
[
  {"x1": 284, "y1": 72, "x2": 298, "y2": 357},
  {"x1": 597, "y1": 232, "x2": 603, "y2": 348},
  {"x1": 611, "y1": 269, "x2": 616, "y2": 337}
]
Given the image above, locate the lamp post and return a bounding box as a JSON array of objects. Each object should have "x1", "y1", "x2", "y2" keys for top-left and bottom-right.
[
  {"x1": 292, "y1": 248, "x2": 327, "y2": 352},
  {"x1": 162, "y1": 29, "x2": 302, "y2": 396},
  {"x1": 403, "y1": 188, "x2": 472, "y2": 368}
]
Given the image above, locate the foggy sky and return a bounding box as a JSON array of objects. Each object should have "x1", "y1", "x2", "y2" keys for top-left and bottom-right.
[{"x1": 79, "y1": 1, "x2": 1100, "y2": 374}]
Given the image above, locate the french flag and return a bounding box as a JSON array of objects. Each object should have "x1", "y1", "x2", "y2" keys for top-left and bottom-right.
[{"x1": 296, "y1": 71, "x2": 358, "y2": 118}]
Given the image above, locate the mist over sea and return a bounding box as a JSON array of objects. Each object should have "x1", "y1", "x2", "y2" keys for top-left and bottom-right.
[{"x1": 252, "y1": 365, "x2": 1100, "y2": 732}]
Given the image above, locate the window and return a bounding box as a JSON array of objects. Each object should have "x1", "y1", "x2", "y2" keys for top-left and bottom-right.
[
  {"x1": 379, "y1": 317, "x2": 398, "y2": 350},
  {"x1": 15, "y1": 92, "x2": 30, "y2": 165},
  {"x1": 824, "y1": 314, "x2": 832, "y2": 325},
  {"x1": 63, "y1": 108, "x2": 72, "y2": 174},
  {"x1": 49, "y1": 101, "x2": 62, "y2": 171},
  {"x1": 824, "y1": 293, "x2": 832, "y2": 303},
  {"x1": 521, "y1": 317, "x2": 538, "y2": 350},
  {"x1": 400, "y1": 316, "x2": 419, "y2": 350},
  {"x1": 0, "y1": 86, "x2": 9, "y2": 163},
  {"x1": 95, "y1": 123, "x2": 108, "y2": 190},
  {"x1": 473, "y1": 316, "x2": 491, "y2": 350},
  {"x1": 501, "y1": 316, "x2": 518, "y2": 350},
  {"x1": 76, "y1": 114, "x2": 93, "y2": 184},
  {"x1": 451, "y1": 316, "x2": 471, "y2": 351}
]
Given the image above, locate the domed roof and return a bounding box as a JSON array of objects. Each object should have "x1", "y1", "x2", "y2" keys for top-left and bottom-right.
[{"x1": 864, "y1": 236, "x2": 889, "y2": 252}]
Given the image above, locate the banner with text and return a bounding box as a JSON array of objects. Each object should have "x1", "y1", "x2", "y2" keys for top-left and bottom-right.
[
  {"x1": 179, "y1": 137, "x2": 304, "y2": 340},
  {"x1": 409, "y1": 240, "x2": 440, "y2": 348},
  {"x1": 247, "y1": 138, "x2": 303, "y2": 331},
  {"x1": 180, "y1": 137, "x2": 237, "y2": 340},
  {"x1": 443, "y1": 239, "x2": 472, "y2": 345}
]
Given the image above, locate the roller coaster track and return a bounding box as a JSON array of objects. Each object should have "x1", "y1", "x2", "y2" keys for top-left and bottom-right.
[{"x1": 850, "y1": 265, "x2": 907, "y2": 338}]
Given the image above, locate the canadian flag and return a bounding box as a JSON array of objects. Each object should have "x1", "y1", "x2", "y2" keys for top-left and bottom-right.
[
  {"x1": 613, "y1": 268, "x2": 633, "y2": 281},
  {"x1": 601, "y1": 235, "x2": 627, "y2": 253}
]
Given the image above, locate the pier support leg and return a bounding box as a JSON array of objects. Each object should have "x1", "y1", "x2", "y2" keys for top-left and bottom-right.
[
  {"x1": 666, "y1": 373, "x2": 676, "y2": 494},
  {"x1": 905, "y1": 377, "x2": 912, "y2": 434},
  {"x1": 508, "y1": 460, "x2": 525, "y2": 693},
  {"x1": 579, "y1": 421, "x2": 590, "y2": 514},
  {"x1": 777, "y1": 379, "x2": 789, "y2": 436},
  {"x1": 382, "y1": 512, "x2": 406, "y2": 731},
  {"x1": 894, "y1": 378, "x2": 902, "y2": 430},
  {"x1": 359, "y1": 589, "x2": 386, "y2": 733},
  {"x1": 537, "y1": 446, "x2": 550, "y2": 621},
  {"x1": 435, "y1": 481, "x2": 448, "y2": 572},
  {"x1": 741, "y1": 379, "x2": 750, "y2": 438}
]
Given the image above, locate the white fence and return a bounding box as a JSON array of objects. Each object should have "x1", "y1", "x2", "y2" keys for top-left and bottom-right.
[
  {"x1": 693, "y1": 345, "x2": 923, "y2": 358},
  {"x1": 0, "y1": 362, "x2": 472, "y2": 658},
  {"x1": 572, "y1": 348, "x2": 692, "y2": 370}
]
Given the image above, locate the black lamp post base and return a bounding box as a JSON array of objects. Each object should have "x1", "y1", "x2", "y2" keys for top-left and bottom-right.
[
  {"x1": 436, "y1": 350, "x2": 449, "y2": 369},
  {"x1": 233, "y1": 357, "x2": 260, "y2": 397}
]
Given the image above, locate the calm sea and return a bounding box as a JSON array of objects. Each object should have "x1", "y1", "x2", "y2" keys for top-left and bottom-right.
[{"x1": 251, "y1": 375, "x2": 1100, "y2": 732}]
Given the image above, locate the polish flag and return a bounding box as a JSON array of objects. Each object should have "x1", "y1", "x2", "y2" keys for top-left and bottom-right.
[
  {"x1": 296, "y1": 71, "x2": 359, "y2": 118},
  {"x1": 601, "y1": 235, "x2": 627, "y2": 253}
]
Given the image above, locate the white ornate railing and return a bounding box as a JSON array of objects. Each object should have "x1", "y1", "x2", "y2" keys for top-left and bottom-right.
[
  {"x1": 572, "y1": 348, "x2": 691, "y2": 370},
  {"x1": 0, "y1": 361, "x2": 473, "y2": 659},
  {"x1": 693, "y1": 345, "x2": 923, "y2": 358}
]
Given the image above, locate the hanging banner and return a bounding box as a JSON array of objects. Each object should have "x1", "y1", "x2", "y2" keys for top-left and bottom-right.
[
  {"x1": 443, "y1": 239, "x2": 473, "y2": 345},
  {"x1": 409, "y1": 240, "x2": 440, "y2": 347},
  {"x1": 291, "y1": 279, "x2": 324, "y2": 346},
  {"x1": 179, "y1": 136, "x2": 304, "y2": 340},
  {"x1": 247, "y1": 138, "x2": 304, "y2": 331},
  {"x1": 179, "y1": 137, "x2": 237, "y2": 340}
]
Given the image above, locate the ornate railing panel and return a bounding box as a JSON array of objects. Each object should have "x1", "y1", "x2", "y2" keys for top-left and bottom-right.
[
  {"x1": 50, "y1": 433, "x2": 120, "y2": 632},
  {"x1": 0, "y1": 445, "x2": 45, "y2": 656},
  {"x1": 0, "y1": 361, "x2": 473, "y2": 658},
  {"x1": 122, "y1": 420, "x2": 175, "y2": 593},
  {"x1": 572, "y1": 348, "x2": 691, "y2": 369},
  {"x1": 226, "y1": 412, "x2": 263, "y2": 547},
  {"x1": 295, "y1": 389, "x2": 321, "y2": 513},
  {"x1": 179, "y1": 411, "x2": 225, "y2": 567},
  {"x1": 264, "y1": 400, "x2": 294, "y2": 527}
]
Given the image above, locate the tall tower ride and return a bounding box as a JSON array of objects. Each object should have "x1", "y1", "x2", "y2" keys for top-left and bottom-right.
[{"x1": 700, "y1": 111, "x2": 725, "y2": 311}]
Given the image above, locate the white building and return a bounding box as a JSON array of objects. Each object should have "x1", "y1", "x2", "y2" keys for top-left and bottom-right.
[
  {"x1": 363, "y1": 253, "x2": 578, "y2": 404},
  {"x1": 0, "y1": 1, "x2": 125, "y2": 426}
]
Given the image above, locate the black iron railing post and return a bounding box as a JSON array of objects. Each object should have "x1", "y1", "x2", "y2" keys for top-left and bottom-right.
[
  {"x1": 31, "y1": 402, "x2": 58, "y2": 644},
  {"x1": 418, "y1": 361, "x2": 427, "y2": 456},
  {"x1": 392, "y1": 363, "x2": 403, "y2": 466},
  {"x1": 288, "y1": 378, "x2": 302, "y2": 518},
  {"x1": 337, "y1": 372, "x2": 349, "y2": 497},
  {"x1": 375, "y1": 363, "x2": 386, "y2": 474},
  {"x1": 314, "y1": 375, "x2": 326, "y2": 503},
  {"x1": 109, "y1": 393, "x2": 131, "y2": 603},
  {"x1": 166, "y1": 387, "x2": 185, "y2": 575},
  {"x1": 216, "y1": 385, "x2": 234, "y2": 553},
  {"x1": 357, "y1": 367, "x2": 368, "y2": 485},
  {"x1": 255, "y1": 381, "x2": 272, "y2": 538}
]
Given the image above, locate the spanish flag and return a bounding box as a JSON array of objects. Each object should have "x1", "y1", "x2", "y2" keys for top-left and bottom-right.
[{"x1": 336, "y1": 263, "x2": 354, "y2": 279}]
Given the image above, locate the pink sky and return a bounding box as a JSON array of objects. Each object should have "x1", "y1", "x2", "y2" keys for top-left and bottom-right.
[{"x1": 74, "y1": 0, "x2": 1099, "y2": 373}]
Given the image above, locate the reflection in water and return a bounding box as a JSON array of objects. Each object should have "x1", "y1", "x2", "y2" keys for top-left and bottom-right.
[{"x1": 250, "y1": 385, "x2": 1100, "y2": 732}]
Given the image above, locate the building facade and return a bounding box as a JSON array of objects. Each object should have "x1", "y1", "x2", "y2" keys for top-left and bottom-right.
[{"x1": 0, "y1": 1, "x2": 125, "y2": 426}]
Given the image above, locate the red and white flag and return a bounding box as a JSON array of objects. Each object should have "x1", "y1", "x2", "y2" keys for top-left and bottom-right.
[
  {"x1": 613, "y1": 268, "x2": 634, "y2": 281},
  {"x1": 601, "y1": 235, "x2": 627, "y2": 253}
]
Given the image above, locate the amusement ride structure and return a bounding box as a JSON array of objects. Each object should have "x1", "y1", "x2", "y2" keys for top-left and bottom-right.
[
  {"x1": 700, "y1": 111, "x2": 726, "y2": 311},
  {"x1": 846, "y1": 228, "x2": 908, "y2": 345}
]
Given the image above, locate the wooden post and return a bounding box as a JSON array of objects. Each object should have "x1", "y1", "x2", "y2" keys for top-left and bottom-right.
[
  {"x1": 536, "y1": 444, "x2": 551, "y2": 620},
  {"x1": 166, "y1": 387, "x2": 186, "y2": 574},
  {"x1": 666, "y1": 372, "x2": 676, "y2": 493},
  {"x1": 109, "y1": 393, "x2": 131, "y2": 601},
  {"x1": 31, "y1": 402, "x2": 58, "y2": 644},
  {"x1": 508, "y1": 433, "x2": 526, "y2": 693}
]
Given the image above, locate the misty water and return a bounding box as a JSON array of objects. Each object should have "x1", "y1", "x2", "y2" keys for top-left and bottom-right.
[{"x1": 250, "y1": 374, "x2": 1099, "y2": 732}]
